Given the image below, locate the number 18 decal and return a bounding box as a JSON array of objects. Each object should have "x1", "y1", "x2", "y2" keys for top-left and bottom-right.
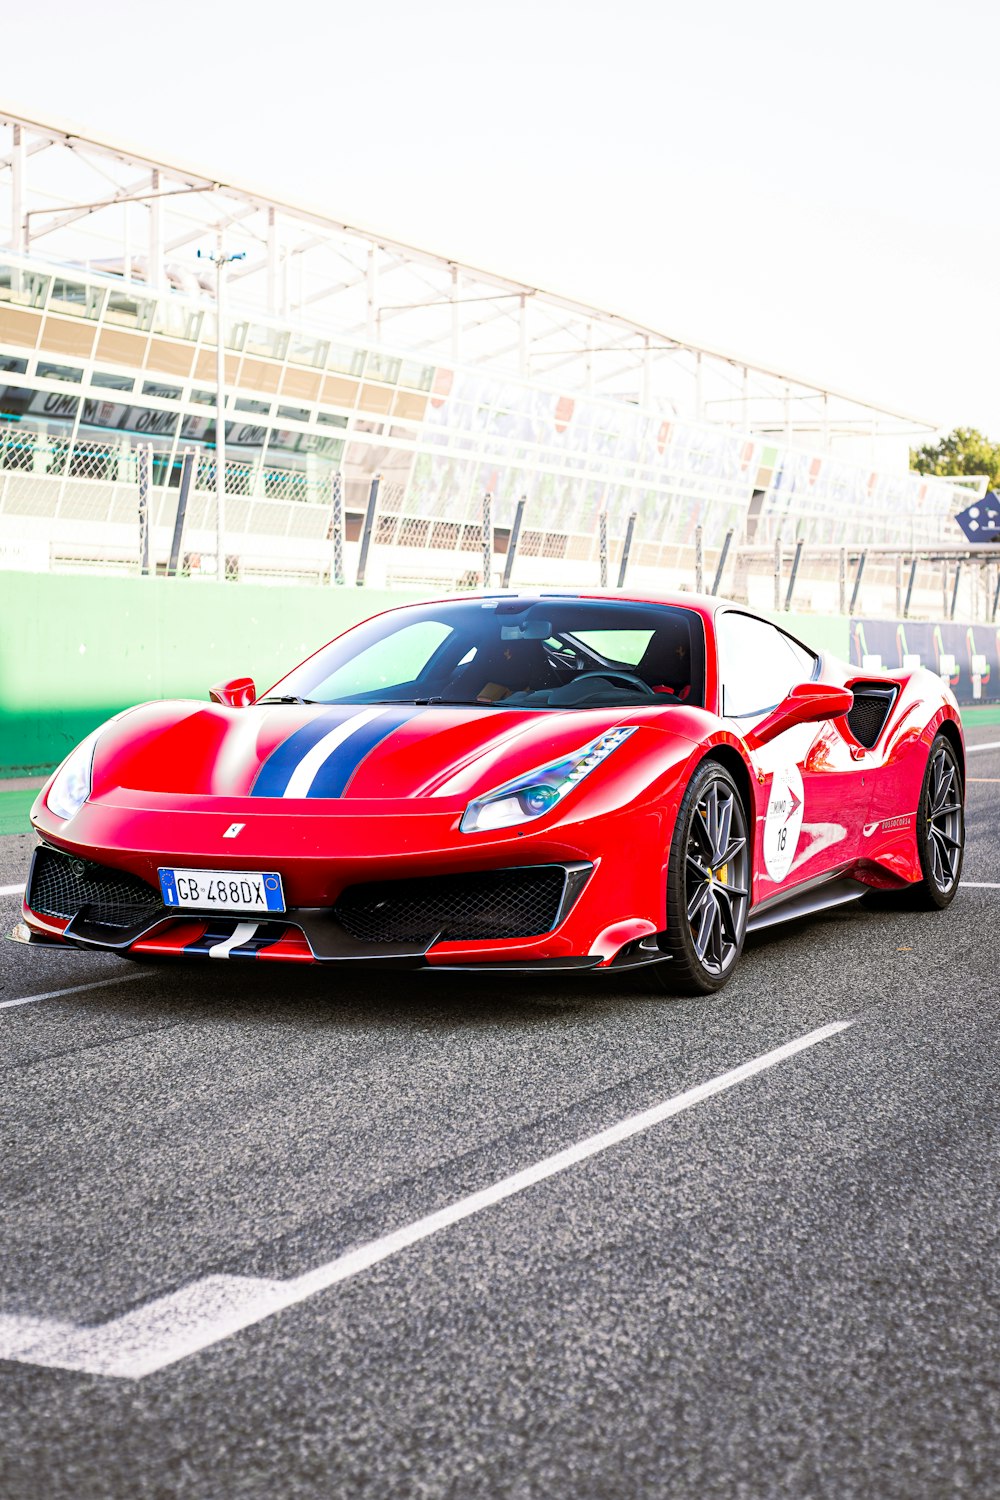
[{"x1": 763, "y1": 765, "x2": 805, "y2": 882}]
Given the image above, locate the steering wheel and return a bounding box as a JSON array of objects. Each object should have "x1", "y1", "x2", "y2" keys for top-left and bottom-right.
[{"x1": 569, "y1": 670, "x2": 658, "y2": 697}]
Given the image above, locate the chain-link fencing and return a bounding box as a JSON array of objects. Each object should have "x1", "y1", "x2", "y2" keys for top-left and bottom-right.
[{"x1": 0, "y1": 420, "x2": 996, "y2": 622}]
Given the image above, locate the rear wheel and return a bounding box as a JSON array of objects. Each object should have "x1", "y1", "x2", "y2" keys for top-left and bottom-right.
[
  {"x1": 909, "y1": 733, "x2": 964, "y2": 909},
  {"x1": 656, "y1": 760, "x2": 751, "y2": 995}
]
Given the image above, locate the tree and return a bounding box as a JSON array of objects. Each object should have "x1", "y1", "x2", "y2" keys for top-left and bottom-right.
[{"x1": 910, "y1": 427, "x2": 1000, "y2": 488}]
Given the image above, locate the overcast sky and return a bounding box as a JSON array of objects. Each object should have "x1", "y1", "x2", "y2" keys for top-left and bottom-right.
[{"x1": 6, "y1": 0, "x2": 997, "y2": 436}]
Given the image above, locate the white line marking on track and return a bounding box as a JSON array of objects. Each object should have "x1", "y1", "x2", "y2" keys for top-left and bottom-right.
[
  {"x1": 0, "y1": 971, "x2": 153, "y2": 1010},
  {"x1": 0, "y1": 883, "x2": 26, "y2": 897},
  {"x1": 0, "y1": 1019, "x2": 853, "y2": 1378},
  {"x1": 962, "y1": 882, "x2": 1000, "y2": 889},
  {"x1": 967, "y1": 740, "x2": 1000, "y2": 753}
]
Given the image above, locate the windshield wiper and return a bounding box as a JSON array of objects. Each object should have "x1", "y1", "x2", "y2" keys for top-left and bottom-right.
[
  {"x1": 349, "y1": 695, "x2": 484, "y2": 706},
  {"x1": 254, "y1": 695, "x2": 318, "y2": 705},
  {"x1": 408, "y1": 696, "x2": 507, "y2": 706}
]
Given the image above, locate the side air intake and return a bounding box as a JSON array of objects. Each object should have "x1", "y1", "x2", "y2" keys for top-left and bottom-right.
[{"x1": 846, "y1": 682, "x2": 898, "y2": 749}]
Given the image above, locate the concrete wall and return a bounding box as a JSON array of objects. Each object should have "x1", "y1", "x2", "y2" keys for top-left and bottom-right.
[{"x1": 0, "y1": 572, "x2": 852, "y2": 778}]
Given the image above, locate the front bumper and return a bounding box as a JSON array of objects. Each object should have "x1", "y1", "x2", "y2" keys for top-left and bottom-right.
[
  {"x1": 17, "y1": 844, "x2": 666, "y2": 972},
  {"x1": 21, "y1": 784, "x2": 676, "y2": 970}
]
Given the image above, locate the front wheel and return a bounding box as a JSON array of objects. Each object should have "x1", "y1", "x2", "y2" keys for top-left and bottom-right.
[
  {"x1": 908, "y1": 733, "x2": 964, "y2": 909},
  {"x1": 655, "y1": 760, "x2": 751, "y2": 995}
]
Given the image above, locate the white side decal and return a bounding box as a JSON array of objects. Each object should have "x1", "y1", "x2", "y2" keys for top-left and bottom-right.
[{"x1": 763, "y1": 765, "x2": 805, "y2": 882}]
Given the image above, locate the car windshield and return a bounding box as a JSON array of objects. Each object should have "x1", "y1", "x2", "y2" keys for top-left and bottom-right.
[{"x1": 265, "y1": 597, "x2": 705, "y2": 710}]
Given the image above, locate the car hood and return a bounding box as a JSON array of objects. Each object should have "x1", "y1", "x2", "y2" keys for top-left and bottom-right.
[{"x1": 86, "y1": 699, "x2": 702, "y2": 805}]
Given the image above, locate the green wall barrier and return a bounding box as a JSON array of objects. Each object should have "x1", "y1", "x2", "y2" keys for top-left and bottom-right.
[
  {"x1": 0, "y1": 573, "x2": 852, "y2": 779},
  {"x1": 0, "y1": 573, "x2": 423, "y2": 776},
  {"x1": 769, "y1": 612, "x2": 850, "y2": 657}
]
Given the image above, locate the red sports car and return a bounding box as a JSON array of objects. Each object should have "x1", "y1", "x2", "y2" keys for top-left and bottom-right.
[{"x1": 16, "y1": 591, "x2": 965, "y2": 993}]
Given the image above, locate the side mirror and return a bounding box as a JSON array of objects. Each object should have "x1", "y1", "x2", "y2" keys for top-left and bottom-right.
[
  {"x1": 209, "y1": 676, "x2": 256, "y2": 708},
  {"x1": 746, "y1": 682, "x2": 853, "y2": 749}
]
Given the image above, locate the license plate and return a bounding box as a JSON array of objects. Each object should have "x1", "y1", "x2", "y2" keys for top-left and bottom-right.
[{"x1": 158, "y1": 868, "x2": 285, "y2": 914}]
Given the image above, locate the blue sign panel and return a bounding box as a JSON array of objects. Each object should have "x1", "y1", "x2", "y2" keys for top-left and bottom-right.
[{"x1": 954, "y1": 491, "x2": 1000, "y2": 543}]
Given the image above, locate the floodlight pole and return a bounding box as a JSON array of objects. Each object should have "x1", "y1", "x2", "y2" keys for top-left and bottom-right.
[{"x1": 199, "y1": 243, "x2": 246, "y2": 579}]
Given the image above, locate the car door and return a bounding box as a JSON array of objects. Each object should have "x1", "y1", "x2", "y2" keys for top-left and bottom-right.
[{"x1": 716, "y1": 611, "x2": 864, "y2": 904}]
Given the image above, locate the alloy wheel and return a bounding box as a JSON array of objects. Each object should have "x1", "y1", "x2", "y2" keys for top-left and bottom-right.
[
  {"x1": 684, "y1": 777, "x2": 750, "y2": 977},
  {"x1": 924, "y1": 742, "x2": 963, "y2": 894}
]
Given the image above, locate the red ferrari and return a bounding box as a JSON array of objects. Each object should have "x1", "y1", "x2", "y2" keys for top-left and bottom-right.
[{"x1": 16, "y1": 591, "x2": 965, "y2": 993}]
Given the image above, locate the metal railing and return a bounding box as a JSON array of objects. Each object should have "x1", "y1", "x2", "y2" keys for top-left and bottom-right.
[{"x1": 1, "y1": 425, "x2": 997, "y2": 622}]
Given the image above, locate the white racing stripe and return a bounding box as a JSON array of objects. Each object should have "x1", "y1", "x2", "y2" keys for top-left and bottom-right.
[
  {"x1": 0, "y1": 972, "x2": 153, "y2": 1011},
  {"x1": 0, "y1": 882, "x2": 26, "y2": 897},
  {"x1": 283, "y1": 706, "x2": 386, "y2": 798},
  {"x1": 208, "y1": 922, "x2": 259, "y2": 959},
  {"x1": 0, "y1": 1019, "x2": 853, "y2": 1378}
]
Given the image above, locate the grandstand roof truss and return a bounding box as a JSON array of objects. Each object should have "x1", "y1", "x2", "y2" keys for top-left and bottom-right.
[{"x1": 0, "y1": 105, "x2": 939, "y2": 450}]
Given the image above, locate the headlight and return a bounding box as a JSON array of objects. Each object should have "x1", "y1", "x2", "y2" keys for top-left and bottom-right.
[
  {"x1": 46, "y1": 730, "x2": 101, "y2": 821},
  {"x1": 460, "y1": 727, "x2": 635, "y2": 833}
]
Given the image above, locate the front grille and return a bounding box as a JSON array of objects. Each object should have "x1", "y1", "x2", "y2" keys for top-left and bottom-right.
[
  {"x1": 28, "y1": 845, "x2": 162, "y2": 930},
  {"x1": 848, "y1": 685, "x2": 897, "y2": 749},
  {"x1": 333, "y1": 865, "x2": 568, "y2": 944}
]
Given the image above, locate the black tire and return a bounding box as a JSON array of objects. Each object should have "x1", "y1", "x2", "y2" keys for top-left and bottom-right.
[
  {"x1": 907, "y1": 733, "x2": 964, "y2": 909},
  {"x1": 654, "y1": 760, "x2": 751, "y2": 995}
]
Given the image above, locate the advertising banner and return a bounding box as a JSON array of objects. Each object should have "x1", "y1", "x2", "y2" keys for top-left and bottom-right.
[{"x1": 850, "y1": 617, "x2": 999, "y2": 705}]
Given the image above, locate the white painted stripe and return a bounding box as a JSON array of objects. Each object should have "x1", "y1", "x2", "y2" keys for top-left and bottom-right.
[
  {"x1": 0, "y1": 1020, "x2": 852, "y2": 1378},
  {"x1": 0, "y1": 882, "x2": 25, "y2": 896},
  {"x1": 962, "y1": 881, "x2": 1000, "y2": 889},
  {"x1": 283, "y1": 707, "x2": 386, "y2": 798},
  {"x1": 0, "y1": 971, "x2": 152, "y2": 1011},
  {"x1": 967, "y1": 740, "x2": 1000, "y2": 753},
  {"x1": 208, "y1": 922, "x2": 259, "y2": 959}
]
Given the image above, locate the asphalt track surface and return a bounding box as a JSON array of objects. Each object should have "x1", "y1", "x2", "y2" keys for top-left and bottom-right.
[{"x1": 1, "y1": 725, "x2": 998, "y2": 1499}]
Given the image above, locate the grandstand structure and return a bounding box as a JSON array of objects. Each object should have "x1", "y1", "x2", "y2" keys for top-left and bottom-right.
[{"x1": 0, "y1": 104, "x2": 988, "y2": 615}]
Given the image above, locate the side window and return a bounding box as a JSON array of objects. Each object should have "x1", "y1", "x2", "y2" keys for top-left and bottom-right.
[{"x1": 717, "y1": 613, "x2": 816, "y2": 717}]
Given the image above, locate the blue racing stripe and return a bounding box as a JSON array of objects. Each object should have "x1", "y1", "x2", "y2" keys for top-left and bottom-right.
[
  {"x1": 228, "y1": 924, "x2": 287, "y2": 958},
  {"x1": 183, "y1": 921, "x2": 236, "y2": 957},
  {"x1": 306, "y1": 705, "x2": 424, "y2": 798},
  {"x1": 251, "y1": 706, "x2": 367, "y2": 798}
]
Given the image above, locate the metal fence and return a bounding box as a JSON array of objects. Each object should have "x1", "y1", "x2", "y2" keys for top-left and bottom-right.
[{"x1": 1, "y1": 423, "x2": 997, "y2": 623}]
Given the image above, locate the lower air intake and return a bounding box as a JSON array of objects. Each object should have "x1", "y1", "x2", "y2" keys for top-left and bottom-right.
[
  {"x1": 333, "y1": 865, "x2": 569, "y2": 943},
  {"x1": 28, "y1": 845, "x2": 162, "y2": 929}
]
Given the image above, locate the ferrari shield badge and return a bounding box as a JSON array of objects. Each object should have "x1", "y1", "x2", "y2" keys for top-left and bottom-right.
[{"x1": 763, "y1": 766, "x2": 804, "y2": 882}]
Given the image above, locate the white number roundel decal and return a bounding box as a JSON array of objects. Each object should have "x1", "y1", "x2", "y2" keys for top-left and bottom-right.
[{"x1": 763, "y1": 765, "x2": 805, "y2": 882}]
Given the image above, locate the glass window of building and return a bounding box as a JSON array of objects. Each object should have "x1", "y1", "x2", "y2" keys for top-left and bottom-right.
[
  {"x1": 49, "y1": 278, "x2": 104, "y2": 320},
  {"x1": 327, "y1": 342, "x2": 365, "y2": 377},
  {"x1": 154, "y1": 303, "x2": 203, "y2": 342},
  {"x1": 289, "y1": 335, "x2": 330, "y2": 369},
  {"x1": 93, "y1": 371, "x2": 134, "y2": 391},
  {"x1": 244, "y1": 324, "x2": 288, "y2": 360},
  {"x1": 224, "y1": 319, "x2": 248, "y2": 351},
  {"x1": 0, "y1": 266, "x2": 50, "y2": 308},
  {"x1": 366, "y1": 353, "x2": 401, "y2": 384},
  {"x1": 106, "y1": 289, "x2": 155, "y2": 331},
  {"x1": 37, "y1": 362, "x2": 84, "y2": 383},
  {"x1": 398, "y1": 360, "x2": 434, "y2": 392},
  {"x1": 143, "y1": 380, "x2": 182, "y2": 400}
]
